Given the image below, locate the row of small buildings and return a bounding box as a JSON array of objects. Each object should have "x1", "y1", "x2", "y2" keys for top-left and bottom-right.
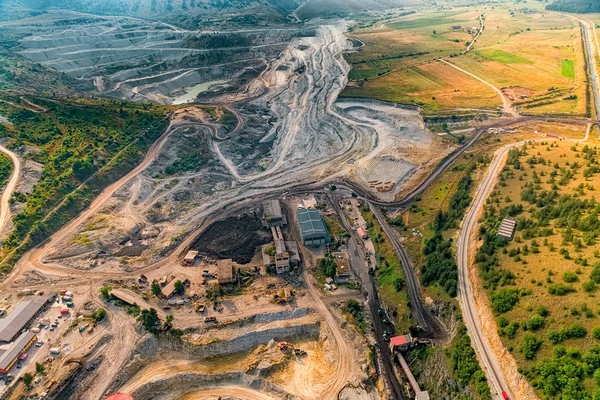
[{"x1": 0, "y1": 296, "x2": 52, "y2": 374}]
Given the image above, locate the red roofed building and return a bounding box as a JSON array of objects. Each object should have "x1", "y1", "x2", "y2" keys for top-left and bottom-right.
[
  {"x1": 356, "y1": 227, "x2": 368, "y2": 239},
  {"x1": 389, "y1": 334, "x2": 413, "y2": 352}
]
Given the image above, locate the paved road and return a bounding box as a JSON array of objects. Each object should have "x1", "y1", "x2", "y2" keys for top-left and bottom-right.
[{"x1": 457, "y1": 143, "x2": 523, "y2": 400}]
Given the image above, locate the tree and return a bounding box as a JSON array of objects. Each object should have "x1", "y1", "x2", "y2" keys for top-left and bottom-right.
[
  {"x1": 35, "y1": 362, "x2": 45, "y2": 375},
  {"x1": 151, "y1": 281, "x2": 162, "y2": 297},
  {"x1": 72, "y1": 159, "x2": 94, "y2": 181},
  {"x1": 433, "y1": 30, "x2": 437, "y2": 35},
  {"x1": 99, "y1": 285, "x2": 112, "y2": 299},
  {"x1": 22, "y1": 372, "x2": 33, "y2": 388},
  {"x1": 93, "y1": 308, "x2": 107, "y2": 322},
  {"x1": 138, "y1": 308, "x2": 160, "y2": 333},
  {"x1": 174, "y1": 280, "x2": 185, "y2": 295},
  {"x1": 164, "y1": 314, "x2": 174, "y2": 330}
]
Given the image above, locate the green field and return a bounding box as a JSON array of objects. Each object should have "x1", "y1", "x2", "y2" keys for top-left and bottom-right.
[
  {"x1": 562, "y1": 59, "x2": 575, "y2": 78},
  {"x1": 476, "y1": 49, "x2": 533, "y2": 65},
  {"x1": 387, "y1": 15, "x2": 466, "y2": 30},
  {"x1": 348, "y1": 67, "x2": 391, "y2": 80}
]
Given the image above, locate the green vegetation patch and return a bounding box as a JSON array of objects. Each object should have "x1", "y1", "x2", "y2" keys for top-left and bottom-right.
[
  {"x1": 0, "y1": 153, "x2": 12, "y2": 188},
  {"x1": 547, "y1": 0, "x2": 600, "y2": 13},
  {"x1": 362, "y1": 210, "x2": 413, "y2": 332},
  {"x1": 0, "y1": 94, "x2": 168, "y2": 273},
  {"x1": 476, "y1": 49, "x2": 533, "y2": 65},
  {"x1": 387, "y1": 16, "x2": 466, "y2": 30},
  {"x1": 348, "y1": 67, "x2": 391, "y2": 81},
  {"x1": 450, "y1": 325, "x2": 492, "y2": 399},
  {"x1": 562, "y1": 59, "x2": 575, "y2": 79}
]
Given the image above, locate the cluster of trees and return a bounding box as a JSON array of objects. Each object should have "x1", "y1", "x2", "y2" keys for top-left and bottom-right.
[
  {"x1": 449, "y1": 325, "x2": 492, "y2": 399},
  {"x1": 421, "y1": 173, "x2": 474, "y2": 297},
  {"x1": 547, "y1": 0, "x2": 600, "y2": 13},
  {"x1": 318, "y1": 256, "x2": 337, "y2": 279},
  {"x1": 525, "y1": 345, "x2": 600, "y2": 398},
  {"x1": 490, "y1": 288, "x2": 523, "y2": 314},
  {"x1": 343, "y1": 299, "x2": 368, "y2": 334},
  {"x1": 0, "y1": 95, "x2": 168, "y2": 274}
]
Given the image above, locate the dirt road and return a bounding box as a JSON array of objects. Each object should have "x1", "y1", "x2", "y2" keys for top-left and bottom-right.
[
  {"x1": 439, "y1": 59, "x2": 517, "y2": 117},
  {"x1": 178, "y1": 387, "x2": 280, "y2": 400}
]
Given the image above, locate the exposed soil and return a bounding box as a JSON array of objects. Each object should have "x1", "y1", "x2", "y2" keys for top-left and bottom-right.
[{"x1": 191, "y1": 216, "x2": 271, "y2": 264}]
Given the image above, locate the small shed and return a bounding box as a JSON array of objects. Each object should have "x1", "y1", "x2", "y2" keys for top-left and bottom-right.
[
  {"x1": 217, "y1": 259, "x2": 234, "y2": 284},
  {"x1": 390, "y1": 334, "x2": 413, "y2": 352},
  {"x1": 356, "y1": 227, "x2": 368, "y2": 239},
  {"x1": 183, "y1": 250, "x2": 198, "y2": 266},
  {"x1": 497, "y1": 217, "x2": 517, "y2": 239}
]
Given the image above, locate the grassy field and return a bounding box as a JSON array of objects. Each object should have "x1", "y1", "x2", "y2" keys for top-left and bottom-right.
[
  {"x1": 452, "y1": 6, "x2": 587, "y2": 116},
  {"x1": 342, "y1": 7, "x2": 491, "y2": 112},
  {"x1": 476, "y1": 136, "x2": 600, "y2": 398},
  {"x1": 562, "y1": 59, "x2": 576, "y2": 78},
  {"x1": 343, "y1": 3, "x2": 588, "y2": 116},
  {"x1": 342, "y1": 60, "x2": 501, "y2": 112},
  {"x1": 476, "y1": 49, "x2": 533, "y2": 65}
]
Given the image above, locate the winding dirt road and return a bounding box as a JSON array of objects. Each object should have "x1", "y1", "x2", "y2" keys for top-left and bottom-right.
[{"x1": 439, "y1": 59, "x2": 517, "y2": 117}]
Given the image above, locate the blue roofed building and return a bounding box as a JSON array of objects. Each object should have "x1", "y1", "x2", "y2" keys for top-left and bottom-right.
[{"x1": 296, "y1": 208, "x2": 330, "y2": 247}]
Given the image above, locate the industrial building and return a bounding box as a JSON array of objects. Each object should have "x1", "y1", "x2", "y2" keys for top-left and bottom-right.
[
  {"x1": 263, "y1": 199, "x2": 285, "y2": 226},
  {"x1": 497, "y1": 217, "x2": 517, "y2": 239},
  {"x1": 296, "y1": 208, "x2": 330, "y2": 247},
  {"x1": 217, "y1": 259, "x2": 234, "y2": 284},
  {"x1": 0, "y1": 331, "x2": 37, "y2": 374},
  {"x1": 0, "y1": 296, "x2": 51, "y2": 343},
  {"x1": 262, "y1": 226, "x2": 300, "y2": 274}
]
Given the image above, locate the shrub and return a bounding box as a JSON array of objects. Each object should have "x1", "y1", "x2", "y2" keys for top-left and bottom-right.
[
  {"x1": 537, "y1": 306, "x2": 550, "y2": 317},
  {"x1": 548, "y1": 283, "x2": 576, "y2": 295},
  {"x1": 563, "y1": 271, "x2": 578, "y2": 283},
  {"x1": 491, "y1": 288, "x2": 521, "y2": 314},
  {"x1": 583, "y1": 280, "x2": 597, "y2": 293},
  {"x1": 548, "y1": 324, "x2": 588, "y2": 344},
  {"x1": 593, "y1": 327, "x2": 600, "y2": 340},
  {"x1": 520, "y1": 333, "x2": 543, "y2": 360},
  {"x1": 591, "y1": 263, "x2": 600, "y2": 283},
  {"x1": 525, "y1": 315, "x2": 545, "y2": 331}
]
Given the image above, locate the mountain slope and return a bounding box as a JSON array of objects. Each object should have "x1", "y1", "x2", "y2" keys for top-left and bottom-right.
[
  {"x1": 0, "y1": 0, "x2": 305, "y2": 24},
  {"x1": 547, "y1": 0, "x2": 600, "y2": 13}
]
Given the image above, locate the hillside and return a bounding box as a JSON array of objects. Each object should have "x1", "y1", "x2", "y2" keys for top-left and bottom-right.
[
  {"x1": 0, "y1": 0, "x2": 305, "y2": 25},
  {"x1": 547, "y1": 0, "x2": 600, "y2": 13}
]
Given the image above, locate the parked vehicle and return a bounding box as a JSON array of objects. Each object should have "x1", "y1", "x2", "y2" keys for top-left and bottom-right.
[{"x1": 204, "y1": 316, "x2": 217, "y2": 323}]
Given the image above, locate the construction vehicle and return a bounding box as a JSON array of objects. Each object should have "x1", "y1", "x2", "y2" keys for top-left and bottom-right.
[
  {"x1": 278, "y1": 342, "x2": 293, "y2": 351},
  {"x1": 293, "y1": 348, "x2": 306, "y2": 356},
  {"x1": 194, "y1": 303, "x2": 206, "y2": 313}
]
